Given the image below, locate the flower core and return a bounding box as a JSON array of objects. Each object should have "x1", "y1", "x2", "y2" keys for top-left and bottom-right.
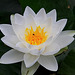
[{"x1": 25, "y1": 26, "x2": 48, "y2": 45}]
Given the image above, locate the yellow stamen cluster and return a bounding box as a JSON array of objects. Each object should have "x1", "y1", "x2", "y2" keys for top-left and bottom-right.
[{"x1": 25, "y1": 26, "x2": 48, "y2": 45}]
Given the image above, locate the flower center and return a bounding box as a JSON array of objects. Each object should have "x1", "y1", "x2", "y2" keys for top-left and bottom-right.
[{"x1": 25, "y1": 26, "x2": 48, "y2": 45}]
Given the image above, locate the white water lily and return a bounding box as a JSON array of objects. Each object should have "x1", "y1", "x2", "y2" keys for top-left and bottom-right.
[{"x1": 0, "y1": 6, "x2": 75, "y2": 72}]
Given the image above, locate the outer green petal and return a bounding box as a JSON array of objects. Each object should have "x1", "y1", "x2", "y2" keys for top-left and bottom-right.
[{"x1": 21, "y1": 61, "x2": 40, "y2": 75}]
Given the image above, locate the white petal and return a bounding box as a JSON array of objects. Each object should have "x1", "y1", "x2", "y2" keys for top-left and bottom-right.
[
  {"x1": 36, "y1": 8, "x2": 46, "y2": 18},
  {"x1": 47, "y1": 9, "x2": 56, "y2": 22},
  {"x1": 11, "y1": 14, "x2": 36, "y2": 40},
  {"x1": 24, "y1": 15, "x2": 36, "y2": 31},
  {"x1": 11, "y1": 15, "x2": 25, "y2": 39},
  {"x1": 24, "y1": 54, "x2": 39, "y2": 68},
  {"x1": 42, "y1": 43, "x2": 60, "y2": 55},
  {"x1": 1, "y1": 36, "x2": 30, "y2": 53},
  {"x1": 16, "y1": 42, "x2": 30, "y2": 53},
  {"x1": 40, "y1": 17, "x2": 52, "y2": 38},
  {"x1": 51, "y1": 19, "x2": 67, "y2": 36},
  {"x1": 1, "y1": 35, "x2": 19, "y2": 48},
  {"x1": 38, "y1": 55, "x2": 58, "y2": 71},
  {"x1": 35, "y1": 8, "x2": 47, "y2": 25},
  {"x1": 0, "y1": 24, "x2": 15, "y2": 36},
  {"x1": 21, "y1": 62, "x2": 40, "y2": 75},
  {"x1": 44, "y1": 36, "x2": 53, "y2": 47},
  {"x1": 15, "y1": 13, "x2": 25, "y2": 25},
  {"x1": 30, "y1": 47, "x2": 45, "y2": 56},
  {"x1": 60, "y1": 30, "x2": 75, "y2": 36},
  {"x1": 0, "y1": 49, "x2": 24, "y2": 64},
  {"x1": 54, "y1": 34, "x2": 74, "y2": 49},
  {"x1": 23, "y1": 6, "x2": 35, "y2": 17},
  {"x1": 42, "y1": 31, "x2": 74, "y2": 55}
]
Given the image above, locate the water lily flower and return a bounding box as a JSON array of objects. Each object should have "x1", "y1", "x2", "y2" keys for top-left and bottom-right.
[{"x1": 0, "y1": 6, "x2": 75, "y2": 72}]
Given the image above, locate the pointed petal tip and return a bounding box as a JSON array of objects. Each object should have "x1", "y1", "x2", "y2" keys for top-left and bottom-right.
[
  {"x1": 52, "y1": 64, "x2": 58, "y2": 71},
  {"x1": 25, "y1": 61, "x2": 39, "y2": 68},
  {"x1": 62, "y1": 19, "x2": 67, "y2": 23},
  {"x1": 38, "y1": 8, "x2": 45, "y2": 12},
  {"x1": 25, "y1": 63, "x2": 34, "y2": 68},
  {"x1": 37, "y1": 8, "x2": 46, "y2": 15},
  {"x1": 1, "y1": 36, "x2": 6, "y2": 43},
  {"x1": 52, "y1": 9, "x2": 56, "y2": 15},
  {"x1": 48, "y1": 65, "x2": 58, "y2": 71},
  {"x1": 52, "y1": 9, "x2": 56, "y2": 12},
  {"x1": 24, "y1": 54, "x2": 39, "y2": 68},
  {"x1": 25, "y1": 60, "x2": 38, "y2": 68},
  {"x1": 51, "y1": 9, "x2": 56, "y2": 13},
  {"x1": 47, "y1": 9, "x2": 57, "y2": 21},
  {"x1": 25, "y1": 64, "x2": 30, "y2": 68},
  {"x1": 25, "y1": 61, "x2": 35, "y2": 68},
  {"x1": 10, "y1": 14, "x2": 14, "y2": 18},
  {"x1": 56, "y1": 19, "x2": 67, "y2": 27},
  {"x1": 38, "y1": 55, "x2": 58, "y2": 72},
  {"x1": 52, "y1": 9, "x2": 57, "y2": 16},
  {"x1": 64, "y1": 19, "x2": 67, "y2": 22},
  {"x1": 25, "y1": 6, "x2": 31, "y2": 10},
  {"x1": 15, "y1": 13, "x2": 18, "y2": 16},
  {"x1": 61, "y1": 30, "x2": 75, "y2": 37},
  {"x1": 0, "y1": 49, "x2": 24, "y2": 64},
  {"x1": 26, "y1": 6, "x2": 30, "y2": 8},
  {"x1": 24, "y1": 6, "x2": 35, "y2": 17},
  {"x1": 44, "y1": 57, "x2": 58, "y2": 72},
  {"x1": 40, "y1": 8, "x2": 45, "y2": 11},
  {"x1": 46, "y1": 60, "x2": 58, "y2": 72}
]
